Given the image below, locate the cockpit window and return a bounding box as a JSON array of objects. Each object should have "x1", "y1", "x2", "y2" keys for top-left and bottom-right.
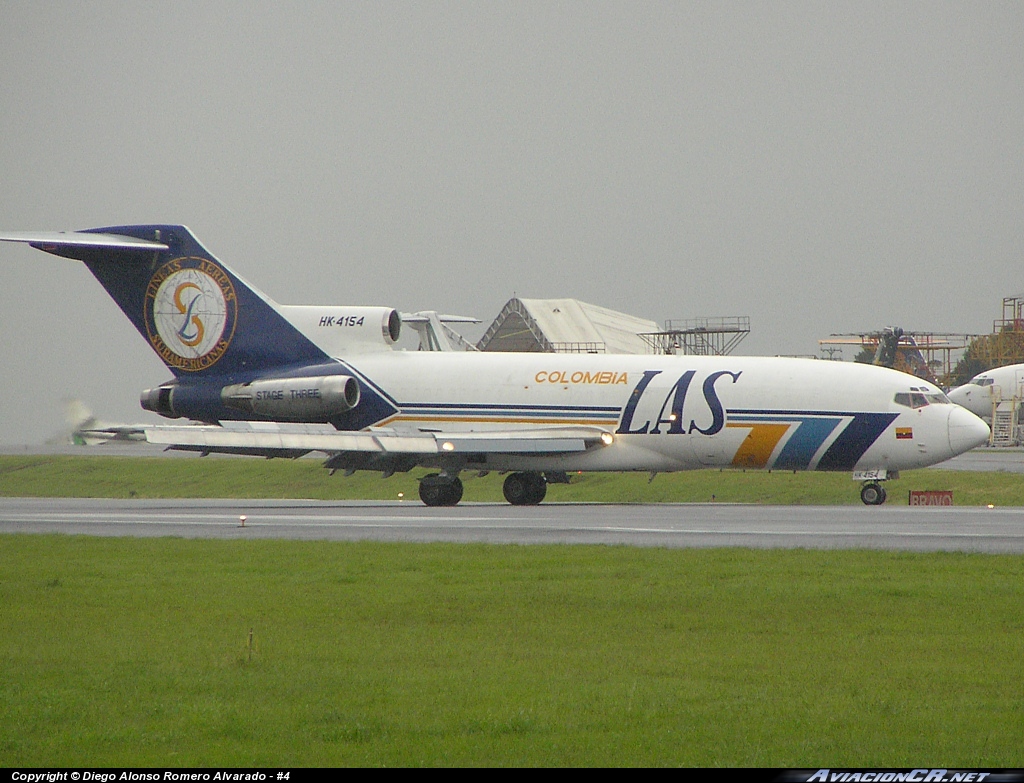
[
  {"x1": 894, "y1": 392, "x2": 931, "y2": 409},
  {"x1": 897, "y1": 390, "x2": 937, "y2": 409},
  {"x1": 897, "y1": 388, "x2": 950, "y2": 405},
  {"x1": 972, "y1": 378, "x2": 995, "y2": 387}
]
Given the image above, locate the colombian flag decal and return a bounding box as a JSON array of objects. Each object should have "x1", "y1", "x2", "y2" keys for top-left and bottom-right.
[{"x1": 896, "y1": 427, "x2": 913, "y2": 440}]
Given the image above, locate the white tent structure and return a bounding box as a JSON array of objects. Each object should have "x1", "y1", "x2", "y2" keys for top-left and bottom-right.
[{"x1": 478, "y1": 297, "x2": 659, "y2": 354}]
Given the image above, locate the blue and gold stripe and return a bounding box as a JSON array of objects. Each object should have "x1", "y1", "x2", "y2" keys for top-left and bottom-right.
[{"x1": 728, "y1": 410, "x2": 897, "y2": 471}]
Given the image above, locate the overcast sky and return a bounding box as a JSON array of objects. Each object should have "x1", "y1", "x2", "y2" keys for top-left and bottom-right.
[{"x1": 2, "y1": 2, "x2": 1022, "y2": 444}]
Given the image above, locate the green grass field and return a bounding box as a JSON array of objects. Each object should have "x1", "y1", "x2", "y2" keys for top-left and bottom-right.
[
  {"x1": 1, "y1": 453, "x2": 1022, "y2": 505},
  {"x1": 2, "y1": 536, "x2": 1023, "y2": 766},
  {"x1": 3, "y1": 454, "x2": 1023, "y2": 765}
]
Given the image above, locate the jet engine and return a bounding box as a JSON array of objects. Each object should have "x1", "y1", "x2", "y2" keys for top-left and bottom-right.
[
  {"x1": 140, "y1": 384, "x2": 180, "y2": 418},
  {"x1": 277, "y1": 305, "x2": 402, "y2": 354},
  {"x1": 220, "y1": 374, "x2": 360, "y2": 422}
]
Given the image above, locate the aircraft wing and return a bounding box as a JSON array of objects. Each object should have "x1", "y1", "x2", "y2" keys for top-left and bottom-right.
[{"x1": 143, "y1": 423, "x2": 608, "y2": 460}]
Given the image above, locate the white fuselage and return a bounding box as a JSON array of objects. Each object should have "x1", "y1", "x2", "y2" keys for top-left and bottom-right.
[
  {"x1": 948, "y1": 363, "x2": 1024, "y2": 420},
  {"x1": 339, "y1": 352, "x2": 988, "y2": 474}
]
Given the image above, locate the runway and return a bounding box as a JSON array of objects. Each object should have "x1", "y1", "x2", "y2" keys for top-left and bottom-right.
[{"x1": 2, "y1": 497, "x2": 1024, "y2": 553}]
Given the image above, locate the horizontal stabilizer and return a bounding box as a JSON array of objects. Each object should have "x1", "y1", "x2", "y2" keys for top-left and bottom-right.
[
  {"x1": 0, "y1": 231, "x2": 168, "y2": 251},
  {"x1": 400, "y1": 312, "x2": 481, "y2": 324}
]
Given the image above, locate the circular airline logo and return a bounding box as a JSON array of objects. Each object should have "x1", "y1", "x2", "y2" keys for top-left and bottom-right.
[{"x1": 144, "y1": 257, "x2": 238, "y2": 372}]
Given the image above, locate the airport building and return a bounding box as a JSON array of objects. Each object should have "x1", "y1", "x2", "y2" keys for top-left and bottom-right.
[
  {"x1": 476, "y1": 297, "x2": 751, "y2": 356},
  {"x1": 408, "y1": 296, "x2": 752, "y2": 357},
  {"x1": 477, "y1": 297, "x2": 658, "y2": 354}
]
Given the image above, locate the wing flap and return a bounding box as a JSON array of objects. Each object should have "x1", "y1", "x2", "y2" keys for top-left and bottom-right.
[
  {"x1": 143, "y1": 424, "x2": 608, "y2": 457},
  {"x1": 435, "y1": 429, "x2": 600, "y2": 453},
  {"x1": 144, "y1": 426, "x2": 437, "y2": 454}
]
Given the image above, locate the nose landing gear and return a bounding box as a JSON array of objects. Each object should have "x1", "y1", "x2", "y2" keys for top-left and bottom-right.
[{"x1": 860, "y1": 482, "x2": 887, "y2": 506}]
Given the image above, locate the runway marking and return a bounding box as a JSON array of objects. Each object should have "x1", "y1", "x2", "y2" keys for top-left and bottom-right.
[
  {"x1": 5, "y1": 499, "x2": 1024, "y2": 552},
  {"x1": 4, "y1": 514, "x2": 1024, "y2": 540},
  {"x1": 598, "y1": 526, "x2": 1024, "y2": 538}
]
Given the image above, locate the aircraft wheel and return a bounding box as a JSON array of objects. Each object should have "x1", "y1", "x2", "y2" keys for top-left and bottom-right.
[
  {"x1": 419, "y1": 476, "x2": 446, "y2": 507},
  {"x1": 443, "y1": 477, "x2": 464, "y2": 506},
  {"x1": 526, "y1": 473, "x2": 547, "y2": 504},
  {"x1": 860, "y1": 482, "x2": 885, "y2": 506},
  {"x1": 503, "y1": 472, "x2": 546, "y2": 505},
  {"x1": 502, "y1": 473, "x2": 531, "y2": 505},
  {"x1": 420, "y1": 475, "x2": 463, "y2": 507}
]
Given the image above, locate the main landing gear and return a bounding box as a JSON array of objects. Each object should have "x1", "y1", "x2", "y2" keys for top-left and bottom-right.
[
  {"x1": 502, "y1": 472, "x2": 547, "y2": 505},
  {"x1": 418, "y1": 470, "x2": 550, "y2": 507},
  {"x1": 860, "y1": 482, "x2": 887, "y2": 506},
  {"x1": 419, "y1": 474, "x2": 464, "y2": 507}
]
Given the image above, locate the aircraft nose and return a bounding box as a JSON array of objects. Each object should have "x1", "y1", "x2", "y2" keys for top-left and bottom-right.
[
  {"x1": 947, "y1": 405, "x2": 990, "y2": 455},
  {"x1": 947, "y1": 385, "x2": 970, "y2": 405}
]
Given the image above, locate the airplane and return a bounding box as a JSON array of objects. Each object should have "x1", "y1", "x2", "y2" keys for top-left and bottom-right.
[
  {"x1": 948, "y1": 364, "x2": 1024, "y2": 421},
  {"x1": 0, "y1": 224, "x2": 990, "y2": 506},
  {"x1": 821, "y1": 327, "x2": 940, "y2": 385},
  {"x1": 62, "y1": 399, "x2": 149, "y2": 445}
]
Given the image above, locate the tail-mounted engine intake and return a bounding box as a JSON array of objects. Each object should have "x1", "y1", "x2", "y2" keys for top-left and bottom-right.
[
  {"x1": 221, "y1": 375, "x2": 360, "y2": 422},
  {"x1": 140, "y1": 384, "x2": 180, "y2": 419},
  {"x1": 276, "y1": 305, "x2": 402, "y2": 354}
]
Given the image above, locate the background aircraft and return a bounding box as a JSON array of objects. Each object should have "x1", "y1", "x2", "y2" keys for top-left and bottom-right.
[
  {"x1": 60, "y1": 400, "x2": 149, "y2": 445},
  {"x1": 1, "y1": 225, "x2": 989, "y2": 506},
  {"x1": 948, "y1": 363, "x2": 1024, "y2": 447}
]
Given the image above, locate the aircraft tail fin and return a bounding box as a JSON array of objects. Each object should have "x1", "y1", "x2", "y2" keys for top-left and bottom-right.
[{"x1": 1, "y1": 225, "x2": 329, "y2": 379}]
